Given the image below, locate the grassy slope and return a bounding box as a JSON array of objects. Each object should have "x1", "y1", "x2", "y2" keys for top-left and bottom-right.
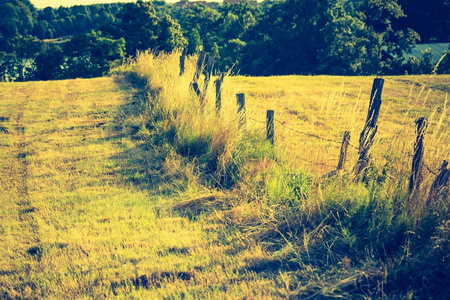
[
  {"x1": 0, "y1": 70, "x2": 449, "y2": 298},
  {"x1": 0, "y1": 77, "x2": 279, "y2": 299}
]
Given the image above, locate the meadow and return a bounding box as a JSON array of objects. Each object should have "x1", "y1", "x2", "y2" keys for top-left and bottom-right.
[{"x1": 0, "y1": 52, "x2": 449, "y2": 299}]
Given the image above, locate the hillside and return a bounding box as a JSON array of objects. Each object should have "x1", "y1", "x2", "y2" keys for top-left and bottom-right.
[
  {"x1": 1, "y1": 55, "x2": 449, "y2": 298},
  {"x1": 0, "y1": 76, "x2": 284, "y2": 298}
]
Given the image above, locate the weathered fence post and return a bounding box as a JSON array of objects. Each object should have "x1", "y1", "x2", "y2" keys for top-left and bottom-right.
[
  {"x1": 337, "y1": 131, "x2": 351, "y2": 171},
  {"x1": 354, "y1": 78, "x2": 384, "y2": 178},
  {"x1": 191, "y1": 51, "x2": 206, "y2": 97},
  {"x1": 237, "y1": 93, "x2": 246, "y2": 128},
  {"x1": 215, "y1": 73, "x2": 225, "y2": 114},
  {"x1": 266, "y1": 110, "x2": 274, "y2": 145},
  {"x1": 199, "y1": 56, "x2": 215, "y2": 107},
  {"x1": 179, "y1": 48, "x2": 188, "y2": 76},
  {"x1": 192, "y1": 51, "x2": 206, "y2": 82},
  {"x1": 190, "y1": 52, "x2": 215, "y2": 108},
  {"x1": 366, "y1": 78, "x2": 384, "y2": 127},
  {"x1": 409, "y1": 117, "x2": 428, "y2": 194},
  {"x1": 426, "y1": 160, "x2": 450, "y2": 205}
]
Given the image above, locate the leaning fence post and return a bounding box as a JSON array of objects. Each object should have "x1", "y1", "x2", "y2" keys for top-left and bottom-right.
[
  {"x1": 179, "y1": 48, "x2": 188, "y2": 76},
  {"x1": 426, "y1": 160, "x2": 450, "y2": 205},
  {"x1": 366, "y1": 78, "x2": 384, "y2": 127},
  {"x1": 192, "y1": 51, "x2": 206, "y2": 83},
  {"x1": 337, "y1": 131, "x2": 351, "y2": 171},
  {"x1": 236, "y1": 93, "x2": 246, "y2": 128},
  {"x1": 354, "y1": 78, "x2": 384, "y2": 179},
  {"x1": 409, "y1": 117, "x2": 428, "y2": 194},
  {"x1": 215, "y1": 73, "x2": 225, "y2": 114},
  {"x1": 266, "y1": 110, "x2": 274, "y2": 145},
  {"x1": 199, "y1": 55, "x2": 215, "y2": 107}
]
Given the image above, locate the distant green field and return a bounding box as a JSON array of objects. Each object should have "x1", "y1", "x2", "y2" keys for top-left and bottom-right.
[{"x1": 1, "y1": 54, "x2": 449, "y2": 298}]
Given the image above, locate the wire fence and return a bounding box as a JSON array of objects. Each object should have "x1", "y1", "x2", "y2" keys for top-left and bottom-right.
[
  {"x1": 248, "y1": 111, "x2": 444, "y2": 174},
  {"x1": 248, "y1": 116, "x2": 353, "y2": 170},
  {"x1": 185, "y1": 54, "x2": 448, "y2": 196},
  {"x1": 250, "y1": 117, "x2": 358, "y2": 149}
]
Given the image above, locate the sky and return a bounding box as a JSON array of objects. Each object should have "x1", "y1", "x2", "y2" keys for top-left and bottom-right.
[{"x1": 29, "y1": 0, "x2": 179, "y2": 9}]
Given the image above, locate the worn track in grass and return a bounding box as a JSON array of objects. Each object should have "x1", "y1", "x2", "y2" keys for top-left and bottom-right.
[{"x1": 0, "y1": 77, "x2": 280, "y2": 299}]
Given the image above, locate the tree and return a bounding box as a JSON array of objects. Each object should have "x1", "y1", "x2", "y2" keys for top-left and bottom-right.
[
  {"x1": 395, "y1": 0, "x2": 450, "y2": 43},
  {"x1": 7, "y1": 34, "x2": 40, "y2": 81},
  {"x1": 64, "y1": 30, "x2": 125, "y2": 78},
  {"x1": 32, "y1": 20, "x2": 48, "y2": 39},
  {"x1": 345, "y1": 0, "x2": 419, "y2": 74},
  {"x1": 435, "y1": 48, "x2": 450, "y2": 75},
  {"x1": 0, "y1": 0, "x2": 36, "y2": 40},
  {"x1": 116, "y1": 0, "x2": 160, "y2": 55},
  {"x1": 97, "y1": 11, "x2": 114, "y2": 26},
  {"x1": 157, "y1": 15, "x2": 187, "y2": 53},
  {"x1": 34, "y1": 45, "x2": 64, "y2": 80},
  {"x1": 317, "y1": 10, "x2": 368, "y2": 75},
  {"x1": 407, "y1": 47, "x2": 450, "y2": 75},
  {"x1": 240, "y1": 0, "x2": 338, "y2": 75},
  {"x1": 178, "y1": 5, "x2": 220, "y2": 55},
  {"x1": 105, "y1": 1, "x2": 186, "y2": 56},
  {"x1": 214, "y1": 2, "x2": 261, "y2": 72},
  {"x1": 186, "y1": 28, "x2": 203, "y2": 55},
  {"x1": 0, "y1": 51, "x2": 7, "y2": 81},
  {"x1": 39, "y1": 7, "x2": 56, "y2": 22}
]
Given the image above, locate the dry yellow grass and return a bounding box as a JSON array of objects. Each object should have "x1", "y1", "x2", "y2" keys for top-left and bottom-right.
[
  {"x1": 1, "y1": 51, "x2": 449, "y2": 298},
  {"x1": 222, "y1": 74, "x2": 450, "y2": 186},
  {"x1": 0, "y1": 77, "x2": 281, "y2": 298},
  {"x1": 132, "y1": 52, "x2": 449, "y2": 180}
]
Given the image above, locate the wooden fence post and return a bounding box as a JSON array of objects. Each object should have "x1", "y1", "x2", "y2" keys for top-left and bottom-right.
[
  {"x1": 190, "y1": 51, "x2": 206, "y2": 98},
  {"x1": 236, "y1": 93, "x2": 246, "y2": 128},
  {"x1": 409, "y1": 117, "x2": 428, "y2": 194},
  {"x1": 426, "y1": 160, "x2": 450, "y2": 205},
  {"x1": 199, "y1": 56, "x2": 215, "y2": 107},
  {"x1": 354, "y1": 78, "x2": 384, "y2": 178},
  {"x1": 366, "y1": 78, "x2": 384, "y2": 127},
  {"x1": 192, "y1": 51, "x2": 206, "y2": 83},
  {"x1": 337, "y1": 131, "x2": 351, "y2": 171},
  {"x1": 215, "y1": 73, "x2": 225, "y2": 114},
  {"x1": 266, "y1": 110, "x2": 274, "y2": 145},
  {"x1": 179, "y1": 48, "x2": 187, "y2": 76}
]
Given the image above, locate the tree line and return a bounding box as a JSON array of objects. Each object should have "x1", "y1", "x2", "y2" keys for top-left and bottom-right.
[{"x1": 1, "y1": 0, "x2": 449, "y2": 82}]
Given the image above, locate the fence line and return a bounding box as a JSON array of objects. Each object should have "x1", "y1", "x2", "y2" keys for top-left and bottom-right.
[
  {"x1": 250, "y1": 115, "x2": 353, "y2": 171},
  {"x1": 274, "y1": 119, "x2": 347, "y2": 146},
  {"x1": 179, "y1": 52, "x2": 449, "y2": 203},
  {"x1": 244, "y1": 99, "x2": 444, "y2": 178},
  {"x1": 249, "y1": 116, "x2": 358, "y2": 149}
]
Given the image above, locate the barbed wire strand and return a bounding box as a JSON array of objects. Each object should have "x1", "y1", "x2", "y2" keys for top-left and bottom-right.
[
  {"x1": 424, "y1": 163, "x2": 439, "y2": 176},
  {"x1": 405, "y1": 153, "x2": 440, "y2": 175},
  {"x1": 248, "y1": 117, "x2": 359, "y2": 149},
  {"x1": 248, "y1": 117, "x2": 265, "y2": 124},
  {"x1": 274, "y1": 119, "x2": 342, "y2": 145},
  {"x1": 279, "y1": 146, "x2": 338, "y2": 169},
  {"x1": 249, "y1": 118, "x2": 443, "y2": 175}
]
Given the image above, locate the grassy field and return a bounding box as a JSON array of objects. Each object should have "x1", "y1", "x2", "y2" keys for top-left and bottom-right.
[
  {"x1": 228, "y1": 74, "x2": 449, "y2": 174},
  {"x1": 1, "y1": 53, "x2": 449, "y2": 299},
  {"x1": 0, "y1": 76, "x2": 283, "y2": 299}
]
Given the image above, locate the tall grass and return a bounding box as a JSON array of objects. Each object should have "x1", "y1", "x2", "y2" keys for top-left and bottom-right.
[
  {"x1": 125, "y1": 51, "x2": 450, "y2": 298},
  {"x1": 123, "y1": 51, "x2": 277, "y2": 192}
]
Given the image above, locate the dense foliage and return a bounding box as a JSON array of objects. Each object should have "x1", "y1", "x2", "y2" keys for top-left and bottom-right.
[
  {"x1": 394, "y1": 0, "x2": 450, "y2": 43},
  {"x1": 0, "y1": 0, "x2": 121, "y2": 43},
  {"x1": 1, "y1": 0, "x2": 449, "y2": 81}
]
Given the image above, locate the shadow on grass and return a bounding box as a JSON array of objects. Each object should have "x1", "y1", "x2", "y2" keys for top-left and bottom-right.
[{"x1": 94, "y1": 74, "x2": 171, "y2": 192}]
